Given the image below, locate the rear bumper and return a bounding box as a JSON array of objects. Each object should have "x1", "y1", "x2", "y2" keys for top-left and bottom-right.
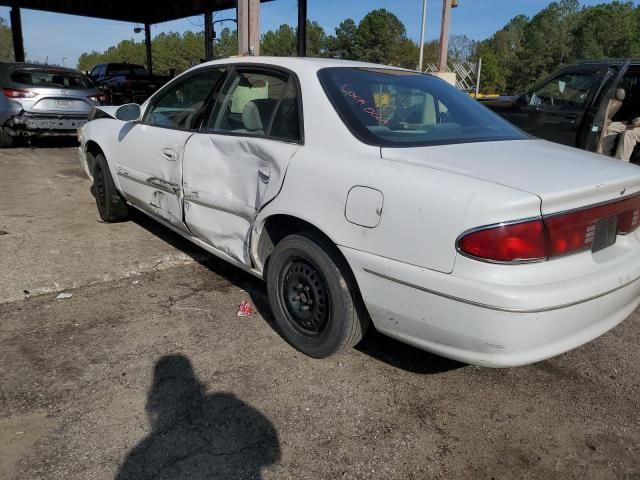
[
  {"x1": 342, "y1": 244, "x2": 640, "y2": 367},
  {"x1": 6, "y1": 112, "x2": 88, "y2": 135}
]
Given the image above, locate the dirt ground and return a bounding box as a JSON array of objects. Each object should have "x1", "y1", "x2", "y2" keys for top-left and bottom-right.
[{"x1": 1, "y1": 144, "x2": 639, "y2": 480}]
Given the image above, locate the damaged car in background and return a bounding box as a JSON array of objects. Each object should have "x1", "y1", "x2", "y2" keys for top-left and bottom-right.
[
  {"x1": 78, "y1": 57, "x2": 640, "y2": 367},
  {"x1": 0, "y1": 62, "x2": 103, "y2": 147}
]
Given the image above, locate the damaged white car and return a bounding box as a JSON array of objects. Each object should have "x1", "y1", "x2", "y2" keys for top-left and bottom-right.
[{"x1": 79, "y1": 57, "x2": 640, "y2": 367}]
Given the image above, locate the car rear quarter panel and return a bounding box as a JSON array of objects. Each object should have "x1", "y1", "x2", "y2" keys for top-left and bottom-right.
[{"x1": 255, "y1": 145, "x2": 542, "y2": 274}]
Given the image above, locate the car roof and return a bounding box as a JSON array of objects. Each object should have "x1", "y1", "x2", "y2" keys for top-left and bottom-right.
[
  {"x1": 567, "y1": 59, "x2": 640, "y2": 68},
  {"x1": 193, "y1": 56, "x2": 412, "y2": 73},
  {"x1": 0, "y1": 62, "x2": 86, "y2": 75}
]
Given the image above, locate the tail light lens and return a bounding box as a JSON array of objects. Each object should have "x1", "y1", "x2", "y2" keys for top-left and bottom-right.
[
  {"x1": 88, "y1": 93, "x2": 106, "y2": 102},
  {"x1": 3, "y1": 88, "x2": 37, "y2": 98},
  {"x1": 458, "y1": 220, "x2": 547, "y2": 263},
  {"x1": 458, "y1": 194, "x2": 640, "y2": 263}
]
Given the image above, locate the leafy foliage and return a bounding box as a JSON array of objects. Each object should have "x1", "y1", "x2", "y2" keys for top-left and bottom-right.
[
  {"x1": 0, "y1": 17, "x2": 14, "y2": 61},
  {"x1": 474, "y1": 1, "x2": 640, "y2": 93}
]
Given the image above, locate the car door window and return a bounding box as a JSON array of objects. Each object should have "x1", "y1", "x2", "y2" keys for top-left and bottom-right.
[
  {"x1": 207, "y1": 69, "x2": 301, "y2": 142},
  {"x1": 143, "y1": 68, "x2": 225, "y2": 130},
  {"x1": 530, "y1": 72, "x2": 598, "y2": 108}
]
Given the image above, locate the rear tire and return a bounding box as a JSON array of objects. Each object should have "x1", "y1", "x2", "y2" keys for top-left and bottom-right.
[
  {"x1": 0, "y1": 128, "x2": 15, "y2": 148},
  {"x1": 93, "y1": 153, "x2": 129, "y2": 222},
  {"x1": 266, "y1": 232, "x2": 369, "y2": 358}
]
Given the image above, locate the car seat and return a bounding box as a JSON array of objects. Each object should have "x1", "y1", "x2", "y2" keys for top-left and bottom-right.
[
  {"x1": 241, "y1": 99, "x2": 278, "y2": 135},
  {"x1": 597, "y1": 88, "x2": 626, "y2": 154}
]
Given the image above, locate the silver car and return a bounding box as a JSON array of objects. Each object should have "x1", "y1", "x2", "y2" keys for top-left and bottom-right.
[{"x1": 0, "y1": 62, "x2": 103, "y2": 147}]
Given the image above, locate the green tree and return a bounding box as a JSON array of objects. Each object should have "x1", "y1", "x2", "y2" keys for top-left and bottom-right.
[
  {"x1": 0, "y1": 17, "x2": 13, "y2": 61},
  {"x1": 326, "y1": 18, "x2": 358, "y2": 59},
  {"x1": 571, "y1": 1, "x2": 640, "y2": 59},
  {"x1": 473, "y1": 15, "x2": 528, "y2": 93},
  {"x1": 261, "y1": 21, "x2": 326, "y2": 57},
  {"x1": 355, "y1": 9, "x2": 409, "y2": 66},
  {"x1": 510, "y1": 0, "x2": 580, "y2": 91},
  {"x1": 213, "y1": 27, "x2": 237, "y2": 58},
  {"x1": 261, "y1": 24, "x2": 296, "y2": 56}
]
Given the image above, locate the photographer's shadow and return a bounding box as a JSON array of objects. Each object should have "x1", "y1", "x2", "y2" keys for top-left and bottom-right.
[{"x1": 116, "y1": 354, "x2": 280, "y2": 480}]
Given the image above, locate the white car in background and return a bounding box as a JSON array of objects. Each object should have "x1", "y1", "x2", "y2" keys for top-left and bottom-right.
[{"x1": 78, "y1": 57, "x2": 640, "y2": 367}]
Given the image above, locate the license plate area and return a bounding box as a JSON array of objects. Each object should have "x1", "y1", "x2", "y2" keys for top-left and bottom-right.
[
  {"x1": 56, "y1": 99, "x2": 71, "y2": 107},
  {"x1": 591, "y1": 216, "x2": 618, "y2": 253}
]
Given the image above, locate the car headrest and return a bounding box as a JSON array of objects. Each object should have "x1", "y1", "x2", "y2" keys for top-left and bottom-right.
[
  {"x1": 242, "y1": 99, "x2": 277, "y2": 132},
  {"x1": 615, "y1": 88, "x2": 626, "y2": 102}
]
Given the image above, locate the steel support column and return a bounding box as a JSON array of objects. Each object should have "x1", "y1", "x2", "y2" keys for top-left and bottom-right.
[
  {"x1": 204, "y1": 11, "x2": 213, "y2": 60},
  {"x1": 10, "y1": 7, "x2": 25, "y2": 63},
  {"x1": 297, "y1": 0, "x2": 307, "y2": 57},
  {"x1": 144, "y1": 23, "x2": 153, "y2": 75}
]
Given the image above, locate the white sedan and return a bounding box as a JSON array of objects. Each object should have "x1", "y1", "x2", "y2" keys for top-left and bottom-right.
[{"x1": 78, "y1": 57, "x2": 640, "y2": 367}]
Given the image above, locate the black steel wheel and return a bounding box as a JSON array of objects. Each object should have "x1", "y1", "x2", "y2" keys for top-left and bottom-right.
[
  {"x1": 266, "y1": 232, "x2": 369, "y2": 358},
  {"x1": 280, "y1": 257, "x2": 331, "y2": 336}
]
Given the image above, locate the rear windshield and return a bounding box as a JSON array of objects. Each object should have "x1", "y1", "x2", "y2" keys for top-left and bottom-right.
[
  {"x1": 318, "y1": 67, "x2": 528, "y2": 147},
  {"x1": 106, "y1": 65, "x2": 147, "y2": 76},
  {"x1": 11, "y1": 69, "x2": 94, "y2": 89}
]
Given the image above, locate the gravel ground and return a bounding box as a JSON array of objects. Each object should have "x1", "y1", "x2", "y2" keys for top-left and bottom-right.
[{"x1": 1, "y1": 146, "x2": 639, "y2": 480}]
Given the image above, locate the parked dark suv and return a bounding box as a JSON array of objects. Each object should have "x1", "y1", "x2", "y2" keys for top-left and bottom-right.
[
  {"x1": 481, "y1": 59, "x2": 640, "y2": 162},
  {"x1": 88, "y1": 63, "x2": 170, "y2": 105}
]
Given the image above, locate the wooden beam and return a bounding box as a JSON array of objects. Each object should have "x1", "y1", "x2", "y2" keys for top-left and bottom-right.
[
  {"x1": 249, "y1": 0, "x2": 259, "y2": 55},
  {"x1": 437, "y1": 0, "x2": 452, "y2": 71},
  {"x1": 237, "y1": 0, "x2": 248, "y2": 55}
]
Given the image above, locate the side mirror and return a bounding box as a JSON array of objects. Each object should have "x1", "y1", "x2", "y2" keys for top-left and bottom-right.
[
  {"x1": 516, "y1": 93, "x2": 530, "y2": 106},
  {"x1": 115, "y1": 103, "x2": 141, "y2": 122}
]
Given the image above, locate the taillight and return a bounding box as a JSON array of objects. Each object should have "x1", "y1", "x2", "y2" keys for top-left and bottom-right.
[
  {"x1": 458, "y1": 194, "x2": 640, "y2": 263},
  {"x1": 457, "y1": 220, "x2": 547, "y2": 263},
  {"x1": 88, "y1": 93, "x2": 106, "y2": 103},
  {"x1": 619, "y1": 208, "x2": 640, "y2": 234},
  {"x1": 546, "y1": 194, "x2": 640, "y2": 256},
  {"x1": 2, "y1": 88, "x2": 37, "y2": 98}
]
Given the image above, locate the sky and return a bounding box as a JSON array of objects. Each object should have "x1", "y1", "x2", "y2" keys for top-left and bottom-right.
[{"x1": 0, "y1": 0, "x2": 621, "y2": 68}]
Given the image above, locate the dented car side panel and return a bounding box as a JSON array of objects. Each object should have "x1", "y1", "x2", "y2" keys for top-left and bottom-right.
[{"x1": 183, "y1": 133, "x2": 300, "y2": 264}]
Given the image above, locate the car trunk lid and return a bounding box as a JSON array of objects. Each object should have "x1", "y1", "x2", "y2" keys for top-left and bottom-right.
[
  {"x1": 381, "y1": 139, "x2": 640, "y2": 215},
  {"x1": 25, "y1": 91, "x2": 93, "y2": 115}
]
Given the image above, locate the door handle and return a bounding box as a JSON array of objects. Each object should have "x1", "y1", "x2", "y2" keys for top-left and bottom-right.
[
  {"x1": 161, "y1": 148, "x2": 177, "y2": 161},
  {"x1": 258, "y1": 166, "x2": 271, "y2": 183}
]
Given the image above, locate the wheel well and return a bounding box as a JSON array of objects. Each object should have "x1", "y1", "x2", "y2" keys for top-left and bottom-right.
[
  {"x1": 256, "y1": 215, "x2": 341, "y2": 272},
  {"x1": 85, "y1": 140, "x2": 103, "y2": 175}
]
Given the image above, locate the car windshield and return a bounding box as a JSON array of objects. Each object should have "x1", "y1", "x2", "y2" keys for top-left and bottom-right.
[
  {"x1": 318, "y1": 67, "x2": 528, "y2": 147},
  {"x1": 107, "y1": 65, "x2": 147, "y2": 76},
  {"x1": 11, "y1": 69, "x2": 94, "y2": 89}
]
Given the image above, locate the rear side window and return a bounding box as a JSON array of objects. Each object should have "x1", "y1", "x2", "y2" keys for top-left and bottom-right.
[
  {"x1": 318, "y1": 67, "x2": 526, "y2": 147},
  {"x1": 106, "y1": 64, "x2": 147, "y2": 76},
  {"x1": 530, "y1": 71, "x2": 598, "y2": 108},
  {"x1": 207, "y1": 69, "x2": 301, "y2": 143},
  {"x1": 10, "y1": 69, "x2": 94, "y2": 89}
]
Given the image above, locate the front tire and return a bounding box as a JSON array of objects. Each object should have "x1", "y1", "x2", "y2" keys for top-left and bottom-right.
[
  {"x1": 92, "y1": 153, "x2": 129, "y2": 222},
  {"x1": 266, "y1": 232, "x2": 369, "y2": 358}
]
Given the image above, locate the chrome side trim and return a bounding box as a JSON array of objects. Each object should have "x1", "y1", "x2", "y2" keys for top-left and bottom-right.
[
  {"x1": 363, "y1": 268, "x2": 640, "y2": 313},
  {"x1": 184, "y1": 195, "x2": 254, "y2": 222}
]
